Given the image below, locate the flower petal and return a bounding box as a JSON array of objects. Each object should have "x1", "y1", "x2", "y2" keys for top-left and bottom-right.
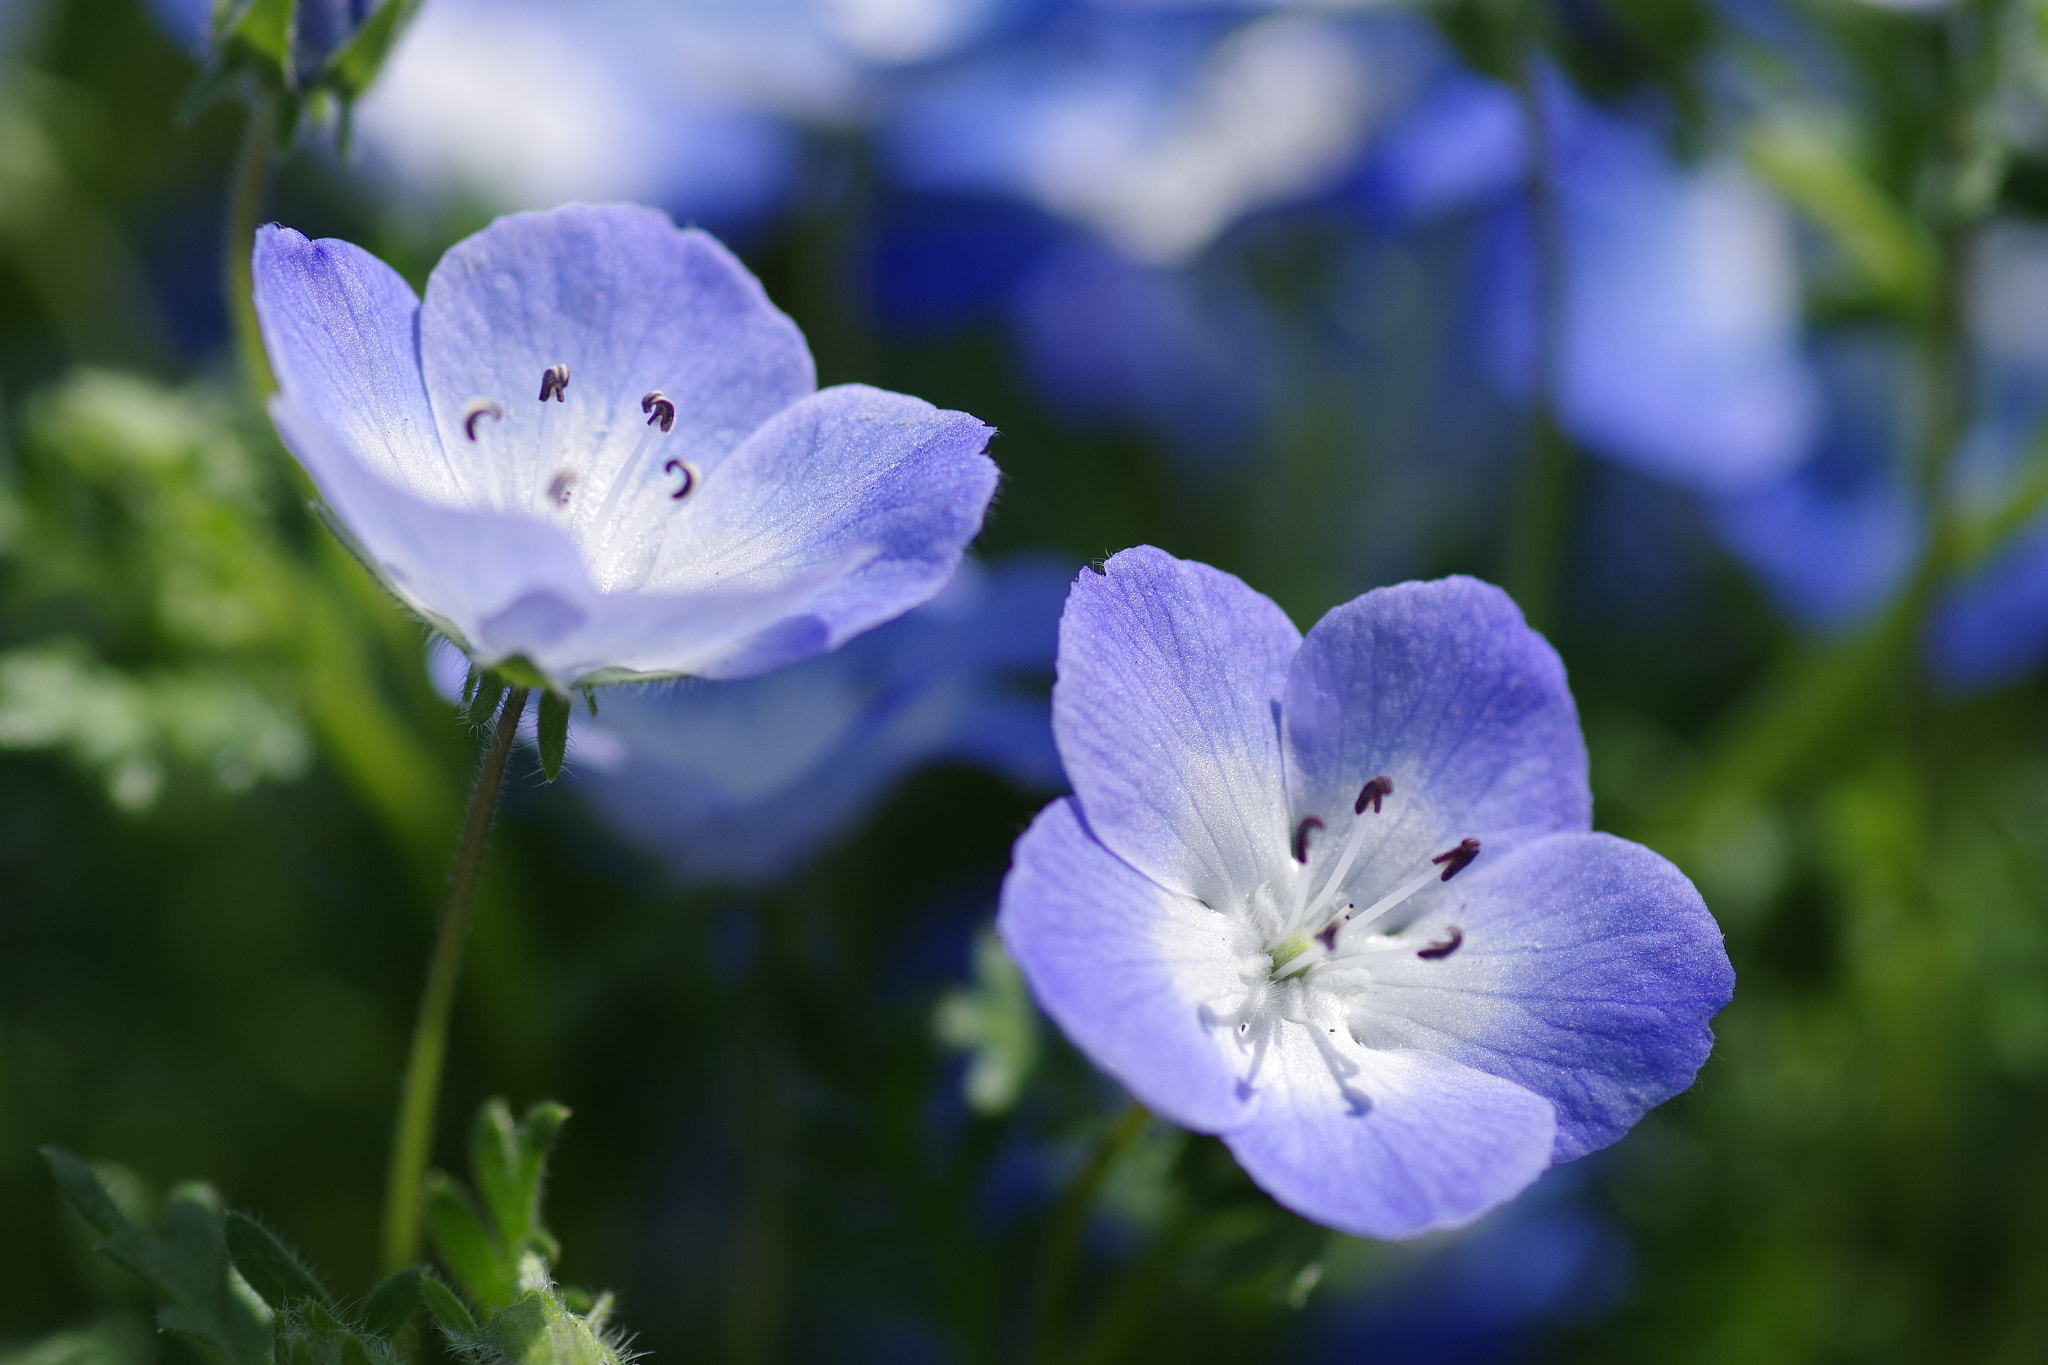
[
  {"x1": 1053, "y1": 546, "x2": 1301, "y2": 909},
  {"x1": 253, "y1": 225, "x2": 456, "y2": 502},
  {"x1": 1282, "y1": 576, "x2": 1588, "y2": 906},
  {"x1": 268, "y1": 397, "x2": 593, "y2": 654},
  {"x1": 1351, "y1": 831, "x2": 1732, "y2": 1161},
  {"x1": 644, "y1": 384, "x2": 999, "y2": 680},
  {"x1": 998, "y1": 798, "x2": 1254, "y2": 1132},
  {"x1": 1223, "y1": 1027, "x2": 1557, "y2": 1239},
  {"x1": 418, "y1": 203, "x2": 814, "y2": 514}
]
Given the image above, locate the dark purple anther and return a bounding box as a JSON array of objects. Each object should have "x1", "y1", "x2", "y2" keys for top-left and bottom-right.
[
  {"x1": 462, "y1": 399, "x2": 503, "y2": 441},
  {"x1": 642, "y1": 390, "x2": 676, "y2": 433},
  {"x1": 1431, "y1": 837, "x2": 1480, "y2": 881},
  {"x1": 665, "y1": 458, "x2": 697, "y2": 501},
  {"x1": 1292, "y1": 816, "x2": 1324, "y2": 864},
  {"x1": 1354, "y1": 775, "x2": 1392, "y2": 815},
  {"x1": 1416, "y1": 925, "x2": 1464, "y2": 960},
  {"x1": 538, "y1": 364, "x2": 570, "y2": 402}
]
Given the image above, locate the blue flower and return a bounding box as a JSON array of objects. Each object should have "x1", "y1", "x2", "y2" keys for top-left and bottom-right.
[
  {"x1": 351, "y1": 0, "x2": 798, "y2": 227},
  {"x1": 254, "y1": 202, "x2": 999, "y2": 688},
  {"x1": 561, "y1": 555, "x2": 1069, "y2": 886},
  {"x1": 998, "y1": 547, "x2": 1731, "y2": 1238},
  {"x1": 1469, "y1": 85, "x2": 1818, "y2": 496}
]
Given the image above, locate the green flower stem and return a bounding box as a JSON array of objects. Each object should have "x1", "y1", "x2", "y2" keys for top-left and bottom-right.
[
  {"x1": 380, "y1": 686, "x2": 531, "y2": 1274},
  {"x1": 1028, "y1": 1101, "x2": 1150, "y2": 1365},
  {"x1": 1502, "y1": 42, "x2": 1576, "y2": 636},
  {"x1": 226, "y1": 95, "x2": 278, "y2": 402}
]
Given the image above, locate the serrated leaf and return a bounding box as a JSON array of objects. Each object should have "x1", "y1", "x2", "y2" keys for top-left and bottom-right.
[
  {"x1": 537, "y1": 693, "x2": 569, "y2": 781},
  {"x1": 224, "y1": 1212, "x2": 332, "y2": 1312},
  {"x1": 420, "y1": 1276, "x2": 477, "y2": 1335},
  {"x1": 361, "y1": 1266, "x2": 426, "y2": 1338},
  {"x1": 426, "y1": 1173, "x2": 511, "y2": 1309}
]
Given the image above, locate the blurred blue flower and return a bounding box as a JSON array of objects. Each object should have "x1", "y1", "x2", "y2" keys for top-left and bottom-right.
[
  {"x1": 1709, "y1": 332, "x2": 1923, "y2": 633},
  {"x1": 1000, "y1": 548, "x2": 1732, "y2": 1238},
  {"x1": 1467, "y1": 80, "x2": 1818, "y2": 496},
  {"x1": 561, "y1": 555, "x2": 1069, "y2": 887},
  {"x1": 255, "y1": 203, "x2": 998, "y2": 688},
  {"x1": 351, "y1": 0, "x2": 798, "y2": 226},
  {"x1": 145, "y1": 0, "x2": 375, "y2": 83},
  {"x1": 886, "y1": 7, "x2": 1431, "y2": 264},
  {"x1": 1303, "y1": 1162, "x2": 1630, "y2": 1363}
]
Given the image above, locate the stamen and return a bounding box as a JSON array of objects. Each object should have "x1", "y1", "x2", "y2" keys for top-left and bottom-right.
[
  {"x1": 1354, "y1": 775, "x2": 1392, "y2": 815},
  {"x1": 547, "y1": 469, "x2": 578, "y2": 507},
  {"x1": 538, "y1": 365, "x2": 570, "y2": 402},
  {"x1": 665, "y1": 458, "x2": 698, "y2": 501},
  {"x1": 1431, "y1": 838, "x2": 1480, "y2": 881},
  {"x1": 462, "y1": 399, "x2": 503, "y2": 441},
  {"x1": 641, "y1": 391, "x2": 676, "y2": 433},
  {"x1": 1416, "y1": 926, "x2": 1464, "y2": 960},
  {"x1": 1292, "y1": 816, "x2": 1324, "y2": 864}
]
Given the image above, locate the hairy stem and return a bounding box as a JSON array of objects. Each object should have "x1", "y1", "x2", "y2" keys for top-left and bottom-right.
[
  {"x1": 1028, "y1": 1102, "x2": 1150, "y2": 1365},
  {"x1": 380, "y1": 687, "x2": 530, "y2": 1273},
  {"x1": 226, "y1": 95, "x2": 277, "y2": 401}
]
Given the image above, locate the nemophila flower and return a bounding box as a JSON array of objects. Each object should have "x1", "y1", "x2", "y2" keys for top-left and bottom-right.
[
  {"x1": 999, "y1": 548, "x2": 1730, "y2": 1238},
  {"x1": 254, "y1": 202, "x2": 999, "y2": 689},
  {"x1": 552, "y1": 555, "x2": 1068, "y2": 886}
]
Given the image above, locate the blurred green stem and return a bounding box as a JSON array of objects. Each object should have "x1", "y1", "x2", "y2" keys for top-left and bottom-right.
[
  {"x1": 226, "y1": 95, "x2": 278, "y2": 401},
  {"x1": 1028, "y1": 1101, "x2": 1149, "y2": 1365},
  {"x1": 1503, "y1": 43, "x2": 1575, "y2": 635},
  {"x1": 380, "y1": 686, "x2": 531, "y2": 1274}
]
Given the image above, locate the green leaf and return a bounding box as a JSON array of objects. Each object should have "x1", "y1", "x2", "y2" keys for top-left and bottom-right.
[
  {"x1": 224, "y1": 1212, "x2": 332, "y2": 1312},
  {"x1": 537, "y1": 693, "x2": 569, "y2": 781},
  {"x1": 321, "y1": 0, "x2": 425, "y2": 99},
  {"x1": 933, "y1": 929, "x2": 1041, "y2": 1115},
  {"x1": 425, "y1": 1173, "x2": 511, "y2": 1309},
  {"x1": 360, "y1": 1266, "x2": 426, "y2": 1338},
  {"x1": 42, "y1": 1150, "x2": 273, "y2": 1365},
  {"x1": 419, "y1": 1276, "x2": 478, "y2": 1336}
]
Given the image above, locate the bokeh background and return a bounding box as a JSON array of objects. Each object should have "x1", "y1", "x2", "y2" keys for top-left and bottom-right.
[{"x1": 7, "y1": 0, "x2": 2048, "y2": 1360}]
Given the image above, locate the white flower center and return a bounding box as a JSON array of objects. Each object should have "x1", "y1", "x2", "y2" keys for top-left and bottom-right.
[
  {"x1": 458, "y1": 367, "x2": 704, "y2": 593},
  {"x1": 1201, "y1": 775, "x2": 1480, "y2": 1102}
]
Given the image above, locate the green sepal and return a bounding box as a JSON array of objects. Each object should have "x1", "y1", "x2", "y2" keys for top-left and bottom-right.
[
  {"x1": 223, "y1": 1212, "x2": 332, "y2": 1312},
  {"x1": 466, "y1": 675, "x2": 508, "y2": 730},
  {"x1": 473, "y1": 1099, "x2": 568, "y2": 1264},
  {"x1": 424, "y1": 1174, "x2": 508, "y2": 1309},
  {"x1": 537, "y1": 693, "x2": 569, "y2": 781},
  {"x1": 222, "y1": 0, "x2": 297, "y2": 73},
  {"x1": 40, "y1": 1149, "x2": 271, "y2": 1365},
  {"x1": 492, "y1": 656, "x2": 549, "y2": 690},
  {"x1": 321, "y1": 0, "x2": 425, "y2": 100},
  {"x1": 580, "y1": 688, "x2": 597, "y2": 718},
  {"x1": 360, "y1": 1266, "x2": 427, "y2": 1339},
  {"x1": 420, "y1": 1275, "x2": 478, "y2": 1335}
]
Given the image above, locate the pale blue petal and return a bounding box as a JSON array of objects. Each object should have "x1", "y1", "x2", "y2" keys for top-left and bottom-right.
[
  {"x1": 1053, "y1": 546, "x2": 1301, "y2": 909},
  {"x1": 253, "y1": 225, "x2": 454, "y2": 501},
  {"x1": 998, "y1": 798, "x2": 1255, "y2": 1133},
  {"x1": 267, "y1": 398, "x2": 592, "y2": 654},
  {"x1": 1282, "y1": 576, "x2": 1587, "y2": 908},
  {"x1": 418, "y1": 203, "x2": 814, "y2": 486},
  {"x1": 649, "y1": 384, "x2": 999, "y2": 680},
  {"x1": 1223, "y1": 1029, "x2": 1557, "y2": 1240},
  {"x1": 1354, "y1": 832, "x2": 1732, "y2": 1161}
]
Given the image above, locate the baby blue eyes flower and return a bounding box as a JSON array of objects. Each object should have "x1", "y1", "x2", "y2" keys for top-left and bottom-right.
[
  {"x1": 998, "y1": 547, "x2": 1732, "y2": 1239},
  {"x1": 254, "y1": 202, "x2": 999, "y2": 689}
]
